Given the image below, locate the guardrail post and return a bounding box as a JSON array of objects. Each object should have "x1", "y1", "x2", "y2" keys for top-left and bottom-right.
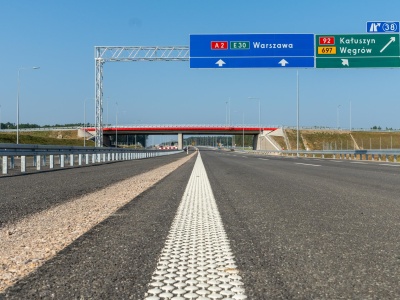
[
  {"x1": 70, "y1": 154, "x2": 74, "y2": 167},
  {"x1": 102, "y1": 153, "x2": 106, "y2": 162},
  {"x1": 10, "y1": 156, "x2": 15, "y2": 169},
  {"x1": 2, "y1": 156, "x2": 8, "y2": 174},
  {"x1": 107, "y1": 153, "x2": 111, "y2": 162},
  {"x1": 378, "y1": 154, "x2": 382, "y2": 161},
  {"x1": 50, "y1": 155, "x2": 54, "y2": 169},
  {"x1": 78, "y1": 154, "x2": 82, "y2": 166},
  {"x1": 36, "y1": 155, "x2": 41, "y2": 170},
  {"x1": 85, "y1": 154, "x2": 89, "y2": 164},
  {"x1": 60, "y1": 155, "x2": 65, "y2": 168},
  {"x1": 21, "y1": 156, "x2": 26, "y2": 172}
]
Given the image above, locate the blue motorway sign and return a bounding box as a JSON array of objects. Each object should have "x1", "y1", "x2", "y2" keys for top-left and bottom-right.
[
  {"x1": 367, "y1": 21, "x2": 399, "y2": 33},
  {"x1": 190, "y1": 34, "x2": 315, "y2": 68}
]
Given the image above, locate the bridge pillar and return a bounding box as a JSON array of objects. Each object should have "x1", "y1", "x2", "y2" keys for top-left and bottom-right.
[
  {"x1": 252, "y1": 134, "x2": 260, "y2": 150},
  {"x1": 178, "y1": 133, "x2": 183, "y2": 150}
]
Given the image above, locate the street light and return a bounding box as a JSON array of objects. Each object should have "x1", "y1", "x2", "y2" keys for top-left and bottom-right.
[
  {"x1": 17, "y1": 66, "x2": 40, "y2": 144},
  {"x1": 242, "y1": 112, "x2": 245, "y2": 151},
  {"x1": 115, "y1": 102, "x2": 118, "y2": 147},
  {"x1": 0, "y1": 105, "x2": 2, "y2": 131},
  {"x1": 135, "y1": 119, "x2": 142, "y2": 148},
  {"x1": 83, "y1": 99, "x2": 93, "y2": 147}
]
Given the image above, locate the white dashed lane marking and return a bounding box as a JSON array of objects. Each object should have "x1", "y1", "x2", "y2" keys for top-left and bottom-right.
[
  {"x1": 295, "y1": 162, "x2": 321, "y2": 167},
  {"x1": 145, "y1": 152, "x2": 247, "y2": 300}
]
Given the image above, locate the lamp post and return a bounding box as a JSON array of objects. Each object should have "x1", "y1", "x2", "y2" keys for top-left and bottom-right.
[
  {"x1": 135, "y1": 119, "x2": 142, "y2": 148},
  {"x1": 17, "y1": 66, "x2": 40, "y2": 144},
  {"x1": 83, "y1": 99, "x2": 92, "y2": 147},
  {"x1": 349, "y1": 101, "x2": 352, "y2": 132},
  {"x1": 248, "y1": 97, "x2": 261, "y2": 149},
  {"x1": 0, "y1": 105, "x2": 2, "y2": 131},
  {"x1": 242, "y1": 112, "x2": 245, "y2": 151},
  {"x1": 115, "y1": 102, "x2": 118, "y2": 147}
]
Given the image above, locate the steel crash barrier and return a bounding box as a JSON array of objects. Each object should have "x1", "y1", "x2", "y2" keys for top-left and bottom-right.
[
  {"x1": 0, "y1": 144, "x2": 182, "y2": 175},
  {"x1": 245, "y1": 149, "x2": 400, "y2": 162}
]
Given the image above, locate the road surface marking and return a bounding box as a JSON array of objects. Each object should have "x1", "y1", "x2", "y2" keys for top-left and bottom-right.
[
  {"x1": 145, "y1": 152, "x2": 247, "y2": 299},
  {"x1": 351, "y1": 162, "x2": 369, "y2": 165},
  {"x1": 379, "y1": 164, "x2": 400, "y2": 167},
  {"x1": 295, "y1": 162, "x2": 321, "y2": 167},
  {"x1": 258, "y1": 158, "x2": 269, "y2": 161}
]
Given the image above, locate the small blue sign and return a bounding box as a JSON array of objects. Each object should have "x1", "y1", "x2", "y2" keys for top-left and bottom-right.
[
  {"x1": 367, "y1": 21, "x2": 399, "y2": 33},
  {"x1": 190, "y1": 33, "x2": 314, "y2": 68}
]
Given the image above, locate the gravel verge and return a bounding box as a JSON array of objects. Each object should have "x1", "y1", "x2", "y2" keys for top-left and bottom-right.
[{"x1": 0, "y1": 151, "x2": 196, "y2": 293}]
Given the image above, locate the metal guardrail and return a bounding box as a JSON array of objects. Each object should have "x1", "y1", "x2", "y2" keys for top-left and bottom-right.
[
  {"x1": 245, "y1": 149, "x2": 400, "y2": 162},
  {"x1": 0, "y1": 144, "x2": 182, "y2": 175}
]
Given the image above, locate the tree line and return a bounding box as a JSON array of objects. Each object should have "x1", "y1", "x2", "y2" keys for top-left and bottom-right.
[{"x1": 0, "y1": 122, "x2": 90, "y2": 129}]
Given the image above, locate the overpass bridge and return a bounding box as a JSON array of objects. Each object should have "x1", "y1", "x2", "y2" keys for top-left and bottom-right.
[{"x1": 85, "y1": 125, "x2": 279, "y2": 149}]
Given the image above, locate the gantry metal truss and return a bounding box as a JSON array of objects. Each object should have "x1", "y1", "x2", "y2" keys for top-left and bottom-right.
[{"x1": 95, "y1": 46, "x2": 190, "y2": 146}]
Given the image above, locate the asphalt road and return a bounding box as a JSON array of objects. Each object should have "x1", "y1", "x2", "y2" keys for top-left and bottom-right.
[
  {"x1": 202, "y1": 149, "x2": 400, "y2": 299},
  {"x1": 0, "y1": 152, "x2": 191, "y2": 226},
  {"x1": 2, "y1": 149, "x2": 400, "y2": 299}
]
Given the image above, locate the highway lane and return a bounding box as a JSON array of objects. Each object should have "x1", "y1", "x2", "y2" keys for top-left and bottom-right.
[
  {"x1": 2, "y1": 154, "x2": 197, "y2": 299},
  {"x1": 0, "y1": 152, "x2": 190, "y2": 227},
  {"x1": 2, "y1": 149, "x2": 399, "y2": 299},
  {"x1": 203, "y1": 149, "x2": 400, "y2": 298}
]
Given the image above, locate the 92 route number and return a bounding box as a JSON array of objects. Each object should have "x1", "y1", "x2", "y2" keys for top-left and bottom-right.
[{"x1": 319, "y1": 36, "x2": 335, "y2": 45}]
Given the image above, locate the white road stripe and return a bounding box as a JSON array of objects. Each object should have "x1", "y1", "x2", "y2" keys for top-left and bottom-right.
[
  {"x1": 351, "y1": 162, "x2": 369, "y2": 165},
  {"x1": 145, "y1": 153, "x2": 247, "y2": 299},
  {"x1": 379, "y1": 164, "x2": 400, "y2": 167},
  {"x1": 295, "y1": 162, "x2": 321, "y2": 167},
  {"x1": 258, "y1": 158, "x2": 269, "y2": 161}
]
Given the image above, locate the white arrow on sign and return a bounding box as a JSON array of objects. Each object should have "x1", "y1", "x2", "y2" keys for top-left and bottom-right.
[
  {"x1": 215, "y1": 59, "x2": 226, "y2": 67},
  {"x1": 341, "y1": 59, "x2": 349, "y2": 66},
  {"x1": 380, "y1": 37, "x2": 396, "y2": 53},
  {"x1": 278, "y1": 59, "x2": 289, "y2": 67}
]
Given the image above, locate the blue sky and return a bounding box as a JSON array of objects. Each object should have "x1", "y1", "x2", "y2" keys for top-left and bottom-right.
[{"x1": 1, "y1": 0, "x2": 400, "y2": 130}]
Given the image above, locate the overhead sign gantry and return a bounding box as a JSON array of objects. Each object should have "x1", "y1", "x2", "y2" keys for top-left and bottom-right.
[
  {"x1": 94, "y1": 27, "x2": 400, "y2": 147},
  {"x1": 94, "y1": 46, "x2": 189, "y2": 147}
]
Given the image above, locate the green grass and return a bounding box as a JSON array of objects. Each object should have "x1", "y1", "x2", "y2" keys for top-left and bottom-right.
[
  {"x1": 280, "y1": 129, "x2": 400, "y2": 152},
  {"x1": 351, "y1": 131, "x2": 400, "y2": 150}
]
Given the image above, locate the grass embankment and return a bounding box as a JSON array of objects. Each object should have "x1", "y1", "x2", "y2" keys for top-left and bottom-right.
[
  {"x1": 281, "y1": 129, "x2": 400, "y2": 161},
  {"x1": 0, "y1": 130, "x2": 94, "y2": 146},
  {"x1": 351, "y1": 131, "x2": 400, "y2": 150}
]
